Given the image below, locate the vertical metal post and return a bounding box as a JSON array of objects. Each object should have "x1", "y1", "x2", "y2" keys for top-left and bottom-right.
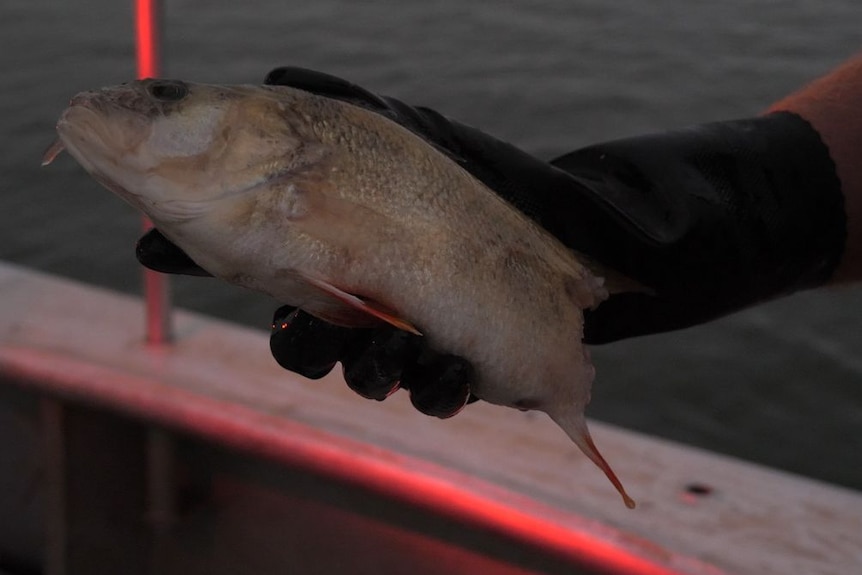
[
  {"x1": 146, "y1": 428, "x2": 176, "y2": 574},
  {"x1": 137, "y1": 5, "x2": 178, "y2": 571},
  {"x1": 41, "y1": 399, "x2": 67, "y2": 575},
  {"x1": 136, "y1": 0, "x2": 173, "y2": 345}
]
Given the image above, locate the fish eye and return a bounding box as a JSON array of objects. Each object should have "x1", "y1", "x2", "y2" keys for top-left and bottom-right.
[{"x1": 148, "y1": 80, "x2": 188, "y2": 102}]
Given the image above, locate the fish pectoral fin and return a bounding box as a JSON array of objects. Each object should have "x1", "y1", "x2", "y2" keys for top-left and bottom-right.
[{"x1": 300, "y1": 273, "x2": 422, "y2": 336}]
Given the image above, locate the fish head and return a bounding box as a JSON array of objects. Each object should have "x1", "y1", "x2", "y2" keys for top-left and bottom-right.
[{"x1": 48, "y1": 79, "x2": 320, "y2": 223}]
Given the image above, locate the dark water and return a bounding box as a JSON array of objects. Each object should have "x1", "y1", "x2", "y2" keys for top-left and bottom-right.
[{"x1": 2, "y1": 0, "x2": 862, "y2": 489}]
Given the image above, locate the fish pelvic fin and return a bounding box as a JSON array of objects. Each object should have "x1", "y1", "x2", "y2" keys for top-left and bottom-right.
[
  {"x1": 548, "y1": 406, "x2": 636, "y2": 509},
  {"x1": 300, "y1": 273, "x2": 422, "y2": 336}
]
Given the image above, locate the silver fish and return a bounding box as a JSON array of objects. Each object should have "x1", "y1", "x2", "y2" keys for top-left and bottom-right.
[{"x1": 45, "y1": 79, "x2": 635, "y2": 508}]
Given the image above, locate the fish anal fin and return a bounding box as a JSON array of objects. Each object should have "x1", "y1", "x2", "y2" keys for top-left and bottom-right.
[{"x1": 301, "y1": 273, "x2": 422, "y2": 336}]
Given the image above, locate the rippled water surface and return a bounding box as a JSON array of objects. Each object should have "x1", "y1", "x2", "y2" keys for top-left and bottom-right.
[{"x1": 2, "y1": 0, "x2": 861, "y2": 489}]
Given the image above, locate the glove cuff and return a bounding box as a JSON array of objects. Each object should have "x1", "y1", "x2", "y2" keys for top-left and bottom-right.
[
  {"x1": 701, "y1": 111, "x2": 846, "y2": 292},
  {"x1": 551, "y1": 112, "x2": 846, "y2": 342},
  {"x1": 554, "y1": 112, "x2": 846, "y2": 305}
]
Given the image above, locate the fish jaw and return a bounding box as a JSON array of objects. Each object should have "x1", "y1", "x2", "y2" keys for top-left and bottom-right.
[{"x1": 54, "y1": 102, "x2": 154, "y2": 208}]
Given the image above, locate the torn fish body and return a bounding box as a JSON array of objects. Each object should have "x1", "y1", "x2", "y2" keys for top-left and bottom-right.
[{"x1": 46, "y1": 78, "x2": 635, "y2": 508}]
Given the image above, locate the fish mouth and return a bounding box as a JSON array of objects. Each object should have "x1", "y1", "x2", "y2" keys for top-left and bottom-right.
[
  {"x1": 47, "y1": 104, "x2": 114, "y2": 174},
  {"x1": 42, "y1": 129, "x2": 137, "y2": 210},
  {"x1": 47, "y1": 85, "x2": 154, "y2": 165},
  {"x1": 42, "y1": 95, "x2": 105, "y2": 167},
  {"x1": 43, "y1": 100, "x2": 154, "y2": 211}
]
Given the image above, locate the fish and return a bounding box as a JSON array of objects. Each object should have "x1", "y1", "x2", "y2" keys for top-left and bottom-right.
[{"x1": 44, "y1": 78, "x2": 636, "y2": 508}]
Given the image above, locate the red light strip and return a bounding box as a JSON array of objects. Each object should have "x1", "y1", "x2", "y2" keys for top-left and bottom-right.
[{"x1": 135, "y1": 0, "x2": 160, "y2": 78}]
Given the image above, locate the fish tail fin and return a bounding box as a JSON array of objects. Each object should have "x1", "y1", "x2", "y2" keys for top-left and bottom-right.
[{"x1": 548, "y1": 407, "x2": 636, "y2": 509}]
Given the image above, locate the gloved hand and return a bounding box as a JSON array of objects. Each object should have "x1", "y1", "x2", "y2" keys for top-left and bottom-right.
[
  {"x1": 137, "y1": 227, "x2": 475, "y2": 417},
  {"x1": 137, "y1": 67, "x2": 846, "y2": 414}
]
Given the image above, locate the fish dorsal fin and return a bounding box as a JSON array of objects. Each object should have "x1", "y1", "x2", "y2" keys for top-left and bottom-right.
[
  {"x1": 547, "y1": 405, "x2": 636, "y2": 509},
  {"x1": 574, "y1": 251, "x2": 652, "y2": 296},
  {"x1": 300, "y1": 273, "x2": 422, "y2": 336}
]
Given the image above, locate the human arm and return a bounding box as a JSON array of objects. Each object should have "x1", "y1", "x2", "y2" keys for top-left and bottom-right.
[{"x1": 138, "y1": 59, "x2": 854, "y2": 412}]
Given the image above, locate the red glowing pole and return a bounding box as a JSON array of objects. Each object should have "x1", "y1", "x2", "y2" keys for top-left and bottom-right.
[
  {"x1": 135, "y1": 0, "x2": 172, "y2": 345},
  {"x1": 136, "y1": 0, "x2": 161, "y2": 79},
  {"x1": 137, "y1": 6, "x2": 178, "y2": 555}
]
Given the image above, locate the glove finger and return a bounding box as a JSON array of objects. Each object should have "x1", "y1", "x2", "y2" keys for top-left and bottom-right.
[
  {"x1": 341, "y1": 328, "x2": 422, "y2": 400},
  {"x1": 403, "y1": 352, "x2": 474, "y2": 419},
  {"x1": 136, "y1": 228, "x2": 212, "y2": 277},
  {"x1": 270, "y1": 306, "x2": 352, "y2": 379}
]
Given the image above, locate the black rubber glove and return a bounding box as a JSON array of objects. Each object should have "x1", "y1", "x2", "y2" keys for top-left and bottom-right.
[
  {"x1": 551, "y1": 115, "x2": 845, "y2": 341},
  {"x1": 137, "y1": 67, "x2": 846, "y2": 413}
]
